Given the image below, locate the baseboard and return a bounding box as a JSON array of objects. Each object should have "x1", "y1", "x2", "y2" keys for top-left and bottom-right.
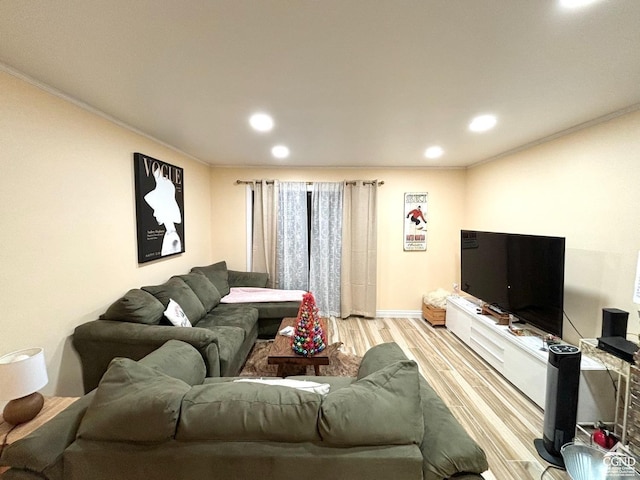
[{"x1": 375, "y1": 310, "x2": 422, "y2": 318}]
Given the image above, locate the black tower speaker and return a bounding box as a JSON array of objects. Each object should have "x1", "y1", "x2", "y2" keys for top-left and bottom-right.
[
  {"x1": 601, "y1": 308, "x2": 629, "y2": 338},
  {"x1": 534, "y1": 344, "x2": 581, "y2": 468}
]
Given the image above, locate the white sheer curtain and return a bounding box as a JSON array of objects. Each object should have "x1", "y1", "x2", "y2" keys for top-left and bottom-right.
[
  {"x1": 309, "y1": 182, "x2": 343, "y2": 317},
  {"x1": 276, "y1": 182, "x2": 309, "y2": 290},
  {"x1": 341, "y1": 181, "x2": 378, "y2": 318},
  {"x1": 251, "y1": 180, "x2": 279, "y2": 288}
]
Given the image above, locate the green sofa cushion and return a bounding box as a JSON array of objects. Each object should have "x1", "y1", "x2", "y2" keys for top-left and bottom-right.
[
  {"x1": 138, "y1": 339, "x2": 206, "y2": 386},
  {"x1": 142, "y1": 277, "x2": 206, "y2": 325},
  {"x1": 76, "y1": 358, "x2": 190, "y2": 443},
  {"x1": 191, "y1": 261, "x2": 230, "y2": 297},
  {"x1": 357, "y1": 341, "x2": 409, "y2": 380},
  {"x1": 176, "y1": 272, "x2": 221, "y2": 312},
  {"x1": 196, "y1": 304, "x2": 258, "y2": 338},
  {"x1": 319, "y1": 360, "x2": 424, "y2": 446},
  {"x1": 99, "y1": 289, "x2": 165, "y2": 325},
  {"x1": 227, "y1": 270, "x2": 269, "y2": 288},
  {"x1": 177, "y1": 382, "x2": 322, "y2": 442}
]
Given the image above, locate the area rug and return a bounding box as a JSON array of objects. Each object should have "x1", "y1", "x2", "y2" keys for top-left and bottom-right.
[{"x1": 240, "y1": 340, "x2": 362, "y2": 377}]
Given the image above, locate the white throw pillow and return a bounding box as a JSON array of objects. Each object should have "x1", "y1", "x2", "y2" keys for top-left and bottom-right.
[
  {"x1": 234, "y1": 378, "x2": 331, "y2": 395},
  {"x1": 164, "y1": 298, "x2": 192, "y2": 327}
]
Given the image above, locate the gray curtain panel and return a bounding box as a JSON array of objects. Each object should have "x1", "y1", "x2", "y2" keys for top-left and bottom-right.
[
  {"x1": 309, "y1": 182, "x2": 343, "y2": 317},
  {"x1": 277, "y1": 182, "x2": 309, "y2": 291}
]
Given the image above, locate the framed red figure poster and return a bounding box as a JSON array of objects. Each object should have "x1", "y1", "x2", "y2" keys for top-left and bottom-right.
[
  {"x1": 404, "y1": 192, "x2": 427, "y2": 251},
  {"x1": 134, "y1": 153, "x2": 185, "y2": 263}
]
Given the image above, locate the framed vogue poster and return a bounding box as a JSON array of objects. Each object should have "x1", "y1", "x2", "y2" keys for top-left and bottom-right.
[
  {"x1": 404, "y1": 192, "x2": 428, "y2": 251},
  {"x1": 134, "y1": 152, "x2": 185, "y2": 263}
]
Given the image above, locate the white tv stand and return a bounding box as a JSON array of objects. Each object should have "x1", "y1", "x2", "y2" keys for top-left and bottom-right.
[{"x1": 446, "y1": 296, "x2": 615, "y2": 423}]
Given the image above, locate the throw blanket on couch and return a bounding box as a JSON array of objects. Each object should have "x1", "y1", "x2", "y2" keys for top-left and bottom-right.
[{"x1": 221, "y1": 287, "x2": 306, "y2": 304}]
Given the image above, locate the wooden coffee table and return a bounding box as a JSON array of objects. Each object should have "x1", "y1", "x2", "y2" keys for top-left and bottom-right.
[{"x1": 268, "y1": 317, "x2": 329, "y2": 376}]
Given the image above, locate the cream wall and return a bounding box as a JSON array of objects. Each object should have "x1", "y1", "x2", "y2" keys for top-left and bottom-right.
[
  {"x1": 3, "y1": 64, "x2": 636, "y2": 398},
  {"x1": 209, "y1": 167, "x2": 466, "y2": 314},
  {"x1": 465, "y1": 110, "x2": 640, "y2": 346},
  {"x1": 0, "y1": 71, "x2": 213, "y2": 396}
]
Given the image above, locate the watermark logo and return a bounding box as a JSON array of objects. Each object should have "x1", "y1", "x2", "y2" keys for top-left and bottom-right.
[{"x1": 603, "y1": 451, "x2": 637, "y2": 477}]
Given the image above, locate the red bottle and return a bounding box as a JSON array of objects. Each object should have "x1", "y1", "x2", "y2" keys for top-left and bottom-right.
[{"x1": 592, "y1": 422, "x2": 617, "y2": 449}]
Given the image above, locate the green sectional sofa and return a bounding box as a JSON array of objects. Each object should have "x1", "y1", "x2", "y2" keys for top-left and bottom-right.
[
  {"x1": 0, "y1": 340, "x2": 488, "y2": 480},
  {"x1": 72, "y1": 261, "x2": 300, "y2": 393}
]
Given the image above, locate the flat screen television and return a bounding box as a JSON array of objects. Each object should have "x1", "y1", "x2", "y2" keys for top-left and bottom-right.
[{"x1": 460, "y1": 230, "x2": 565, "y2": 337}]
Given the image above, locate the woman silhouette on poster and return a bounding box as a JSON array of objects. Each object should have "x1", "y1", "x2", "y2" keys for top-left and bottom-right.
[{"x1": 144, "y1": 168, "x2": 182, "y2": 256}]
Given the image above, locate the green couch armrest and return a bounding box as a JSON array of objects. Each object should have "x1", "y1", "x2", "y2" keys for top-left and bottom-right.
[
  {"x1": 353, "y1": 342, "x2": 487, "y2": 479},
  {"x1": 418, "y1": 377, "x2": 488, "y2": 480},
  {"x1": 0, "y1": 393, "x2": 94, "y2": 480},
  {"x1": 72, "y1": 320, "x2": 220, "y2": 393}
]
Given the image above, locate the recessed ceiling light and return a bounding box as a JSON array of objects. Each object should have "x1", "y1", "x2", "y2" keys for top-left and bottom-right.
[
  {"x1": 424, "y1": 146, "x2": 444, "y2": 159},
  {"x1": 559, "y1": 0, "x2": 599, "y2": 8},
  {"x1": 469, "y1": 114, "x2": 497, "y2": 133},
  {"x1": 249, "y1": 112, "x2": 274, "y2": 132},
  {"x1": 271, "y1": 145, "x2": 290, "y2": 159}
]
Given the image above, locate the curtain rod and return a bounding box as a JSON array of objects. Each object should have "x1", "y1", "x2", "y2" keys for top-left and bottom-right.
[{"x1": 235, "y1": 180, "x2": 384, "y2": 186}]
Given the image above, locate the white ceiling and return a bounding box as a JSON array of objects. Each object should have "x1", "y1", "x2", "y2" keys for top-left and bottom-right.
[{"x1": 1, "y1": 0, "x2": 639, "y2": 168}]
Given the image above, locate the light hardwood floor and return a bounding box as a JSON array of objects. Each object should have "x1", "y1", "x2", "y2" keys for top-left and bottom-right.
[{"x1": 329, "y1": 316, "x2": 569, "y2": 480}]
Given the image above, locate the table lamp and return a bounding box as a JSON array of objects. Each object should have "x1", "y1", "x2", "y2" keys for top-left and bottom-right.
[{"x1": 0, "y1": 348, "x2": 48, "y2": 425}]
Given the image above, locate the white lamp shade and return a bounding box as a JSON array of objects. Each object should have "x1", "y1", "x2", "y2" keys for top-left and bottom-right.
[{"x1": 0, "y1": 348, "x2": 48, "y2": 400}]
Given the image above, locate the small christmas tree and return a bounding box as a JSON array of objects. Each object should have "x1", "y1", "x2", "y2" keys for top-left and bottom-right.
[{"x1": 291, "y1": 292, "x2": 326, "y2": 356}]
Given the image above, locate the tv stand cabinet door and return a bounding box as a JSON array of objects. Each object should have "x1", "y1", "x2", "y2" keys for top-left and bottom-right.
[
  {"x1": 446, "y1": 301, "x2": 471, "y2": 344},
  {"x1": 503, "y1": 343, "x2": 546, "y2": 408}
]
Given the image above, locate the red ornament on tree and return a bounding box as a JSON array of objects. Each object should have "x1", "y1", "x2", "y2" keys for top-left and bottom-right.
[{"x1": 291, "y1": 292, "x2": 326, "y2": 356}]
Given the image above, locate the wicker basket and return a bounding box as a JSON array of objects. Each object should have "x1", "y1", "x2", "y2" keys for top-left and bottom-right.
[{"x1": 422, "y1": 302, "x2": 446, "y2": 326}]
